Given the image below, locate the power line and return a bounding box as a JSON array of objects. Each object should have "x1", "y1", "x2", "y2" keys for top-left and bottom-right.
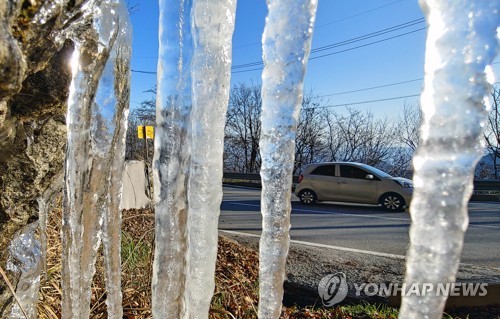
[
  {"x1": 311, "y1": 18, "x2": 424, "y2": 54},
  {"x1": 316, "y1": 0, "x2": 408, "y2": 29},
  {"x1": 305, "y1": 80, "x2": 500, "y2": 110},
  {"x1": 231, "y1": 0, "x2": 409, "y2": 49},
  {"x1": 133, "y1": 41, "x2": 498, "y2": 76},
  {"x1": 303, "y1": 94, "x2": 421, "y2": 110},
  {"x1": 132, "y1": 69, "x2": 156, "y2": 74},
  {"x1": 129, "y1": 75, "x2": 424, "y2": 103},
  {"x1": 132, "y1": 17, "x2": 425, "y2": 72},
  {"x1": 131, "y1": 40, "x2": 499, "y2": 79},
  {"x1": 299, "y1": 75, "x2": 499, "y2": 101},
  {"x1": 132, "y1": 87, "x2": 500, "y2": 110},
  {"x1": 231, "y1": 18, "x2": 425, "y2": 70},
  {"x1": 314, "y1": 78, "x2": 423, "y2": 98},
  {"x1": 308, "y1": 27, "x2": 425, "y2": 61},
  {"x1": 230, "y1": 27, "x2": 425, "y2": 74}
]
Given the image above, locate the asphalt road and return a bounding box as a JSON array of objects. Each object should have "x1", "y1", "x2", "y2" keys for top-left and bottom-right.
[{"x1": 219, "y1": 186, "x2": 500, "y2": 268}]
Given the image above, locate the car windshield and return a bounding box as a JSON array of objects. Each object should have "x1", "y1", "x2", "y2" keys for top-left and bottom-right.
[{"x1": 360, "y1": 164, "x2": 392, "y2": 178}]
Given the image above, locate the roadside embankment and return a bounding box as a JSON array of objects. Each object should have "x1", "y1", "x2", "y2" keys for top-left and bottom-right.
[{"x1": 220, "y1": 230, "x2": 500, "y2": 314}]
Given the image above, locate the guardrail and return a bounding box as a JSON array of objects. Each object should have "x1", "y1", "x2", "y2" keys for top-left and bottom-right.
[
  {"x1": 472, "y1": 180, "x2": 500, "y2": 201},
  {"x1": 223, "y1": 172, "x2": 299, "y2": 183},
  {"x1": 222, "y1": 172, "x2": 500, "y2": 201},
  {"x1": 473, "y1": 180, "x2": 500, "y2": 192}
]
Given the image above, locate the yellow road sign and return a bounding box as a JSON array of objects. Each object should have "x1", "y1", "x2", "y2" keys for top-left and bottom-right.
[{"x1": 137, "y1": 126, "x2": 154, "y2": 139}]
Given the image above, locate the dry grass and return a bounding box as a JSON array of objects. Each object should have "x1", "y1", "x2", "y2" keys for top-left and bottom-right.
[
  {"x1": 37, "y1": 203, "x2": 63, "y2": 319},
  {"x1": 36, "y1": 207, "x2": 262, "y2": 318}
]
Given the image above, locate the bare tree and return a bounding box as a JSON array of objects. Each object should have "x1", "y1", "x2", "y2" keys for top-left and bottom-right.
[
  {"x1": 387, "y1": 102, "x2": 423, "y2": 177},
  {"x1": 223, "y1": 85, "x2": 422, "y2": 178},
  {"x1": 398, "y1": 102, "x2": 421, "y2": 152},
  {"x1": 483, "y1": 87, "x2": 500, "y2": 179},
  {"x1": 224, "y1": 84, "x2": 262, "y2": 172},
  {"x1": 125, "y1": 87, "x2": 156, "y2": 161},
  {"x1": 324, "y1": 108, "x2": 396, "y2": 167},
  {"x1": 293, "y1": 94, "x2": 329, "y2": 173}
]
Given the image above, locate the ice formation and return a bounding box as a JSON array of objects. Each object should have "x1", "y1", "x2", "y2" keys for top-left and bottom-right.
[
  {"x1": 400, "y1": 1, "x2": 499, "y2": 318},
  {"x1": 152, "y1": 0, "x2": 192, "y2": 316},
  {"x1": 7, "y1": 222, "x2": 41, "y2": 319},
  {"x1": 61, "y1": 1, "x2": 131, "y2": 318},
  {"x1": 186, "y1": 1, "x2": 237, "y2": 317},
  {"x1": 100, "y1": 5, "x2": 132, "y2": 317},
  {"x1": 258, "y1": 1, "x2": 318, "y2": 318},
  {"x1": 152, "y1": 0, "x2": 237, "y2": 317}
]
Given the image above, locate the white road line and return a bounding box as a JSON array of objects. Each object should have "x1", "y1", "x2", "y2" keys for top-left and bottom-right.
[
  {"x1": 221, "y1": 229, "x2": 500, "y2": 271},
  {"x1": 225, "y1": 201, "x2": 409, "y2": 222},
  {"x1": 468, "y1": 224, "x2": 500, "y2": 230},
  {"x1": 220, "y1": 229, "x2": 406, "y2": 259},
  {"x1": 224, "y1": 201, "x2": 500, "y2": 230},
  {"x1": 222, "y1": 184, "x2": 261, "y2": 191}
]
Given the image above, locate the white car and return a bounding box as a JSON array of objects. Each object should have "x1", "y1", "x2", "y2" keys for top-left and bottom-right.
[{"x1": 294, "y1": 162, "x2": 413, "y2": 211}]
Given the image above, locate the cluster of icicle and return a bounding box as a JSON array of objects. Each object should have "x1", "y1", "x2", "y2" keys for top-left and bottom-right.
[
  {"x1": 4, "y1": 0, "x2": 499, "y2": 318},
  {"x1": 151, "y1": 0, "x2": 238, "y2": 317},
  {"x1": 3, "y1": 0, "x2": 132, "y2": 318},
  {"x1": 61, "y1": 0, "x2": 132, "y2": 318},
  {"x1": 151, "y1": 0, "x2": 318, "y2": 318}
]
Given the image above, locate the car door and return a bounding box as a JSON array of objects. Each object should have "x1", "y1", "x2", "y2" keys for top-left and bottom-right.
[
  {"x1": 336, "y1": 164, "x2": 379, "y2": 204},
  {"x1": 307, "y1": 164, "x2": 339, "y2": 201}
]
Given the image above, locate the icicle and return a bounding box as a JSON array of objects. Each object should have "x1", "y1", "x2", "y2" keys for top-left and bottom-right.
[
  {"x1": 61, "y1": 1, "x2": 131, "y2": 318},
  {"x1": 100, "y1": 2, "x2": 132, "y2": 318},
  {"x1": 151, "y1": 0, "x2": 193, "y2": 317},
  {"x1": 7, "y1": 222, "x2": 41, "y2": 319},
  {"x1": 399, "y1": 1, "x2": 499, "y2": 318},
  {"x1": 61, "y1": 38, "x2": 106, "y2": 319},
  {"x1": 186, "y1": 1, "x2": 237, "y2": 317},
  {"x1": 152, "y1": 0, "x2": 236, "y2": 317},
  {"x1": 258, "y1": 1, "x2": 318, "y2": 318},
  {"x1": 37, "y1": 198, "x2": 48, "y2": 280}
]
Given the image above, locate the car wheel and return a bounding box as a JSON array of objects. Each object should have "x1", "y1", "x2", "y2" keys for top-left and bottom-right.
[
  {"x1": 380, "y1": 193, "x2": 405, "y2": 212},
  {"x1": 298, "y1": 189, "x2": 317, "y2": 205}
]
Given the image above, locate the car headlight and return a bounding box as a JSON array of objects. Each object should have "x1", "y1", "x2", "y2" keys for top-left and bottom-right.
[{"x1": 395, "y1": 180, "x2": 413, "y2": 188}]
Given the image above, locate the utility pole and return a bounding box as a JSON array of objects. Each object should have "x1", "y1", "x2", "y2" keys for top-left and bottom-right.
[
  {"x1": 142, "y1": 125, "x2": 151, "y2": 199},
  {"x1": 138, "y1": 124, "x2": 154, "y2": 200}
]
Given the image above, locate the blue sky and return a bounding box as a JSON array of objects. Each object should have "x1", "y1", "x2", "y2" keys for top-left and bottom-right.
[{"x1": 129, "y1": 0, "x2": 499, "y2": 119}]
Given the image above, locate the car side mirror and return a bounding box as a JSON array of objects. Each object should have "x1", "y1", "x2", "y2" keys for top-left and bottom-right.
[{"x1": 365, "y1": 174, "x2": 374, "y2": 180}]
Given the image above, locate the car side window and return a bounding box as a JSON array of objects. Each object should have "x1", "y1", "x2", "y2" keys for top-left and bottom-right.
[
  {"x1": 339, "y1": 165, "x2": 369, "y2": 179},
  {"x1": 310, "y1": 165, "x2": 335, "y2": 176}
]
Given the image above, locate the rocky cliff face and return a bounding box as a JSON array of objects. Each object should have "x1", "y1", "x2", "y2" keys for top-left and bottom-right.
[{"x1": 0, "y1": 1, "x2": 90, "y2": 315}]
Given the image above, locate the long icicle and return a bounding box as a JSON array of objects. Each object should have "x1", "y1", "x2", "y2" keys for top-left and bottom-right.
[
  {"x1": 61, "y1": 1, "x2": 127, "y2": 317},
  {"x1": 101, "y1": 1, "x2": 132, "y2": 318},
  {"x1": 61, "y1": 41, "x2": 112, "y2": 319},
  {"x1": 186, "y1": 0, "x2": 237, "y2": 317},
  {"x1": 399, "y1": 1, "x2": 499, "y2": 318},
  {"x1": 258, "y1": 1, "x2": 318, "y2": 318},
  {"x1": 152, "y1": 0, "x2": 193, "y2": 317}
]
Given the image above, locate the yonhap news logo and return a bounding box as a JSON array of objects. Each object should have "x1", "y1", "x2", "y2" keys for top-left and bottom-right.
[
  {"x1": 318, "y1": 273, "x2": 489, "y2": 307},
  {"x1": 317, "y1": 273, "x2": 348, "y2": 307}
]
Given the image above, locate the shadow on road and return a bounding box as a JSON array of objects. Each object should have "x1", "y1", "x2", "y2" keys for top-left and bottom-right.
[{"x1": 224, "y1": 222, "x2": 410, "y2": 232}]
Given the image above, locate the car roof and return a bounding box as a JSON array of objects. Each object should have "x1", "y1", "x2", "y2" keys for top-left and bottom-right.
[
  {"x1": 305, "y1": 162, "x2": 365, "y2": 167},
  {"x1": 301, "y1": 162, "x2": 367, "y2": 173}
]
